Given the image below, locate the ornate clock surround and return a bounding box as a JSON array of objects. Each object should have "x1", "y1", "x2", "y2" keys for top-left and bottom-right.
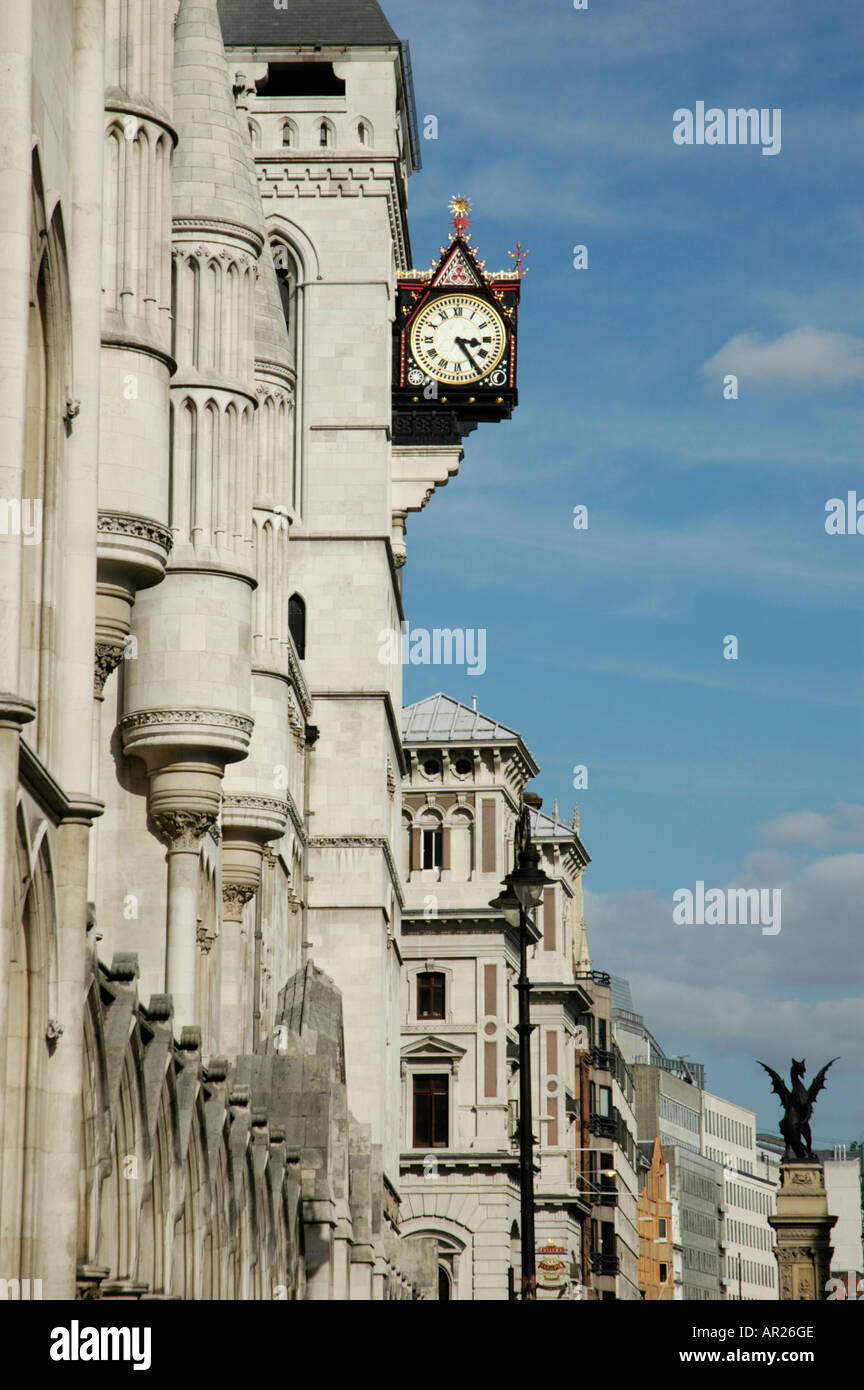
[{"x1": 392, "y1": 197, "x2": 522, "y2": 446}]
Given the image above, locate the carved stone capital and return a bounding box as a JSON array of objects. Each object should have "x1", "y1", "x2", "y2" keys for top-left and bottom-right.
[
  {"x1": 196, "y1": 919, "x2": 217, "y2": 954},
  {"x1": 94, "y1": 642, "x2": 126, "y2": 698},
  {"x1": 152, "y1": 809, "x2": 219, "y2": 850},
  {"x1": 222, "y1": 882, "x2": 257, "y2": 922}
]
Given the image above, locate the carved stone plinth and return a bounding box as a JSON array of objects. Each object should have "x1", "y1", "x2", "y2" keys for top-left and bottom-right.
[{"x1": 769, "y1": 1161, "x2": 836, "y2": 1300}]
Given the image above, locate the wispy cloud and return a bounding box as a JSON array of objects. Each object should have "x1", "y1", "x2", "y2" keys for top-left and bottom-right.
[{"x1": 701, "y1": 326, "x2": 864, "y2": 389}]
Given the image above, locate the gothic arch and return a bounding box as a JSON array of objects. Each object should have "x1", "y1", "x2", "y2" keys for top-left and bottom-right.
[
  {"x1": 22, "y1": 152, "x2": 72, "y2": 763},
  {"x1": 1, "y1": 802, "x2": 59, "y2": 1279}
]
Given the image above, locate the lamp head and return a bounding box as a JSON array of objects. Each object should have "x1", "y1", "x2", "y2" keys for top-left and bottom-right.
[
  {"x1": 488, "y1": 879, "x2": 521, "y2": 929},
  {"x1": 510, "y1": 840, "x2": 549, "y2": 910}
]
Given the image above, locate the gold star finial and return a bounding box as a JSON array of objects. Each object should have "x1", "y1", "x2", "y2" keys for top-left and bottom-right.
[{"x1": 449, "y1": 194, "x2": 471, "y2": 235}]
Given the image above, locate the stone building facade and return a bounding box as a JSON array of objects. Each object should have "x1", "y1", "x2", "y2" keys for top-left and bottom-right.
[
  {"x1": 0, "y1": 0, "x2": 465, "y2": 1300},
  {"x1": 397, "y1": 693, "x2": 640, "y2": 1299}
]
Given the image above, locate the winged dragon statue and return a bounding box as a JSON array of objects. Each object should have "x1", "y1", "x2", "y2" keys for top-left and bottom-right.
[{"x1": 757, "y1": 1058, "x2": 839, "y2": 1161}]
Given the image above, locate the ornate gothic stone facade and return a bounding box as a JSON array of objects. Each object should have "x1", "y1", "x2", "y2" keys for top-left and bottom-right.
[{"x1": 0, "y1": 0, "x2": 448, "y2": 1300}]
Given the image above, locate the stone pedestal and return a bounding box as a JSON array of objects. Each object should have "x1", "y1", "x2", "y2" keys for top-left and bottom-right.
[{"x1": 769, "y1": 1161, "x2": 836, "y2": 1300}]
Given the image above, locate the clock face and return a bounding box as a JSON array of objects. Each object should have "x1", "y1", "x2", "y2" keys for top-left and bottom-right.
[{"x1": 409, "y1": 293, "x2": 507, "y2": 385}]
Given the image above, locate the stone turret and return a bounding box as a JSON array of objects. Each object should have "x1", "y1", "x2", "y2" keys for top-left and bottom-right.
[
  {"x1": 95, "y1": 0, "x2": 177, "y2": 705},
  {"x1": 121, "y1": 0, "x2": 265, "y2": 1033}
]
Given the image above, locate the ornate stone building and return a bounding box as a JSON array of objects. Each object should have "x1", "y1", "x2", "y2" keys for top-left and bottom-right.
[
  {"x1": 397, "y1": 694, "x2": 640, "y2": 1299},
  {"x1": 0, "y1": 0, "x2": 469, "y2": 1300}
]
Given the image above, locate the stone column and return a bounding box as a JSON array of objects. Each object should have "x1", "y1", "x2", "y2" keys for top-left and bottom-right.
[
  {"x1": 219, "y1": 796, "x2": 289, "y2": 1055},
  {"x1": 151, "y1": 809, "x2": 219, "y2": 1030},
  {"x1": 769, "y1": 1161, "x2": 837, "y2": 1301}
]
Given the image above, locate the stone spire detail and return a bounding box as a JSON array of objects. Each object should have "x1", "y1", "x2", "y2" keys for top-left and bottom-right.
[{"x1": 172, "y1": 0, "x2": 262, "y2": 230}]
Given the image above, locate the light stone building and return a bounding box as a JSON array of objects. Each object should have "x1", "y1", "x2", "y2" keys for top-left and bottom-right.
[
  {"x1": 397, "y1": 694, "x2": 641, "y2": 1299},
  {"x1": 0, "y1": 0, "x2": 500, "y2": 1300},
  {"x1": 620, "y1": 989, "x2": 779, "y2": 1300}
]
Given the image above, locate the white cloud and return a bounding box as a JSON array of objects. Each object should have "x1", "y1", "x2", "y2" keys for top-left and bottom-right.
[
  {"x1": 701, "y1": 326, "x2": 864, "y2": 389},
  {"x1": 760, "y1": 802, "x2": 864, "y2": 850}
]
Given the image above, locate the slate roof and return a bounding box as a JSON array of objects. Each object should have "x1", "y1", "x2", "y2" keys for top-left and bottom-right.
[
  {"x1": 401, "y1": 694, "x2": 522, "y2": 745},
  {"x1": 218, "y1": 0, "x2": 400, "y2": 46},
  {"x1": 528, "y1": 807, "x2": 577, "y2": 842}
]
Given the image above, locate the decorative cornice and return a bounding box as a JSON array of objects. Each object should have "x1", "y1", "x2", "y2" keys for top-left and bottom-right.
[
  {"x1": 152, "y1": 809, "x2": 220, "y2": 850},
  {"x1": 94, "y1": 643, "x2": 126, "y2": 698},
  {"x1": 172, "y1": 217, "x2": 264, "y2": 258},
  {"x1": 254, "y1": 360, "x2": 296, "y2": 388},
  {"x1": 97, "y1": 511, "x2": 174, "y2": 554},
  {"x1": 221, "y1": 793, "x2": 302, "y2": 844},
  {"x1": 120, "y1": 708, "x2": 254, "y2": 735},
  {"x1": 309, "y1": 835, "x2": 404, "y2": 909}
]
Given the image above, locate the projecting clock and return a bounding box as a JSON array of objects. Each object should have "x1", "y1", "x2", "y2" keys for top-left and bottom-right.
[
  {"x1": 392, "y1": 196, "x2": 522, "y2": 444},
  {"x1": 409, "y1": 293, "x2": 507, "y2": 385}
]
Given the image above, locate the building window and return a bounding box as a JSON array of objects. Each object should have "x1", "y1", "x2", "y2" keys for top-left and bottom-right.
[
  {"x1": 320, "y1": 122, "x2": 331, "y2": 147},
  {"x1": 597, "y1": 1085, "x2": 612, "y2": 1118},
  {"x1": 358, "y1": 120, "x2": 368, "y2": 146},
  {"x1": 421, "y1": 827, "x2": 443, "y2": 870},
  {"x1": 658, "y1": 1217, "x2": 667, "y2": 1240},
  {"x1": 438, "y1": 1266, "x2": 451, "y2": 1300},
  {"x1": 659, "y1": 1262, "x2": 668, "y2": 1283},
  {"x1": 281, "y1": 122, "x2": 293, "y2": 147},
  {"x1": 288, "y1": 593, "x2": 305, "y2": 658},
  {"x1": 273, "y1": 244, "x2": 298, "y2": 344},
  {"x1": 413, "y1": 1074, "x2": 448, "y2": 1148},
  {"x1": 417, "y1": 971, "x2": 445, "y2": 1020}
]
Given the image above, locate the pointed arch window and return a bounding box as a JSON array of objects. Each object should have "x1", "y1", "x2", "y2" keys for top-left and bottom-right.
[
  {"x1": 319, "y1": 122, "x2": 331, "y2": 147},
  {"x1": 273, "y1": 243, "x2": 298, "y2": 349},
  {"x1": 288, "y1": 592, "x2": 306, "y2": 658}
]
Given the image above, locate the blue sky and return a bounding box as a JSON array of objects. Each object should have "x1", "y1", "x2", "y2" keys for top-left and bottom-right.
[{"x1": 387, "y1": 0, "x2": 864, "y2": 1143}]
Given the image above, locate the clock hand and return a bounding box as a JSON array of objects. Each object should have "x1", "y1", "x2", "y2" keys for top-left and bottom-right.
[{"x1": 455, "y1": 336, "x2": 481, "y2": 374}]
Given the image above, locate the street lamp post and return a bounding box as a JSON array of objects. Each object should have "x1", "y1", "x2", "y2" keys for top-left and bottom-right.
[{"x1": 490, "y1": 802, "x2": 550, "y2": 1301}]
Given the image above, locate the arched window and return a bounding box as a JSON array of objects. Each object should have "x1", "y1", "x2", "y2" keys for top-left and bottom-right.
[
  {"x1": 358, "y1": 121, "x2": 368, "y2": 146},
  {"x1": 288, "y1": 593, "x2": 305, "y2": 658},
  {"x1": 281, "y1": 121, "x2": 294, "y2": 148},
  {"x1": 319, "y1": 122, "x2": 331, "y2": 147},
  {"x1": 438, "y1": 1266, "x2": 451, "y2": 1300},
  {"x1": 272, "y1": 243, "x2": 298, "y2": 348},
  {"x1": 417, "y1": 971, "x2": 445, "y2": 1020},
  {"x1": 449, "y1": 808, "x2": 474, "y2": 880}
]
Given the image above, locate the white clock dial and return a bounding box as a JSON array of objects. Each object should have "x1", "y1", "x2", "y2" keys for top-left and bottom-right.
[{"x1": 410, "y1": 293, "x2": 507, "y2": 385}]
